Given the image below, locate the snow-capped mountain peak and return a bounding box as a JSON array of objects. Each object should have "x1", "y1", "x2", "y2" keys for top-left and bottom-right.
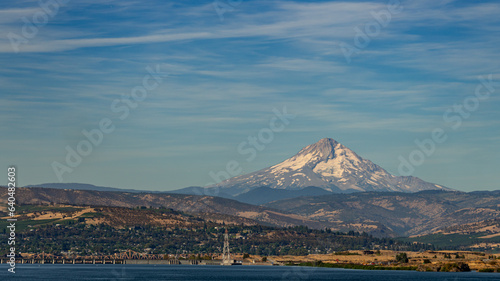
[{"x1": 209, "y1": 138, "x2": 452, "y2": 195}]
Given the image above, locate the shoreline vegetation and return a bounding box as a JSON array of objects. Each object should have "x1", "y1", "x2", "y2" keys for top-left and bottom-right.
[
  {"x1": 289, "y1": 261, "x2": 417, "y2": 271},
  {"x1": 291, "y1": 261, "x2": 499, "y2": 273},
  {"x1": 278, "y1": 250, "x2": 499, "y2": 273}
]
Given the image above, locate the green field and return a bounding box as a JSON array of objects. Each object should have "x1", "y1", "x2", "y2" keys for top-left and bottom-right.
[{"x1": 79, "y1": 212, "x2": 104, "y2": 218}]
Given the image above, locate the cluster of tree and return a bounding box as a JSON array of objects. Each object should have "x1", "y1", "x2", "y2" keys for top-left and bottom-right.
[
  {"x1": 441, "y1": 253, "x2": 466, "y2": 259},
  {"x1": 395, "y1": 252, "x2": 409, "y2": 263},
  {"x1": 0, "y1": 219, "x2": 436, "y2": 257}
]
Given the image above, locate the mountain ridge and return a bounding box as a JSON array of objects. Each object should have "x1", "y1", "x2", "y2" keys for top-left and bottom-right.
[
  {"x1": 264, "y1": 189, "x2": 500, "y2": 236},
  {"x1": 233, "y1": 186, "x2": 334, "y2": 205},
  {"x1": 209, "y1": 138, "x2": 452, "y2": 195},
  {"x1": 2, "y1": 186, "x2": 498, "y2": 237},
  {"x1": 0, "y1": 186, "x2": 332, "y2": 231},
  {"x1": 26, "y1": 183, "x2": 153, "y2": 193},
  {"x1": 33, "y1": 138, "x2": 455, "y2": 204}
]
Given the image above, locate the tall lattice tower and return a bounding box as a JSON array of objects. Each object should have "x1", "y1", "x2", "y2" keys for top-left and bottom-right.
[{"x1": 222, "y1": 229, "x2": 231, "y2": 264}]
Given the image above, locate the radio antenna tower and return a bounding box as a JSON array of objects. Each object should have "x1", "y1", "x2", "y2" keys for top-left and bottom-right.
[{"x1": 222, "y1": 229, "x2": 231, "y2": 264}]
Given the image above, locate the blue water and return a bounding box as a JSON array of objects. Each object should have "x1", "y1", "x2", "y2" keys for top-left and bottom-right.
[{"x1": 0, "y1": 265, "x2": 498, "y2": 280}]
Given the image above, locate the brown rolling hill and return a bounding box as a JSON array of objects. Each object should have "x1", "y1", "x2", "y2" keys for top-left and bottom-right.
[
  {"x1": 0, "y1": 187, "x2": 326, "y2": 229},
  {"x1": 3, "y1": 187, "x2": 498, "y2": 237},
  {"x1": 436, "y1": 218, "x2": 500, "y2": 236},
  {"x1": 264, "y1": 190, "x2": 500, "y2": 236}
]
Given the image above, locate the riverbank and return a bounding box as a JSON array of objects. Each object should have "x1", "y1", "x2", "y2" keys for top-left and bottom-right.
[
  {"x1": 290, "y1": 261, "x2": 418, "y2": 271},
  {"x1": 272, "y1": 250, "x2": 500, "y2": 272},
  {"x1": 3, "y1": 250, "x2": 498, "y2": 272}
]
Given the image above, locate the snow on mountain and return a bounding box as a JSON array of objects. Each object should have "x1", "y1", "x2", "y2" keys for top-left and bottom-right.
[{"x1": 209, "y1": 138, "x2": 452, "y2": 195}]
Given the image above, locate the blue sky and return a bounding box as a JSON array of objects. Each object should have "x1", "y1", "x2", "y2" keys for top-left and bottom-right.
[{"x1": 1, "y1": 0, "x2": 499, "y2": 192}]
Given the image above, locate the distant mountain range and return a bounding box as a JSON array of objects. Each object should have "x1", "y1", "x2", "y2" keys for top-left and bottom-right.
[
  {"x1": 26, "y1": 183, "x2": 150, "y2": 193},
  {"x1": 180, "y1": 138, "x2": 452, "y2": 200},
  {"x1": 170, "y1": 185, "x2": 334, "y2": 205},
  {"x1": 234, "y1": 186, "x2": 333, "y2": 205},
  {"x1": 28, "y1": 138, "x2": 453, "y2": 205}
]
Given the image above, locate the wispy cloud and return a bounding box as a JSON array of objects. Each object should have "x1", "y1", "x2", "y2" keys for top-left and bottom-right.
[{"x1": 1, "y1": 0, "x2": 499, "y2": 191}]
